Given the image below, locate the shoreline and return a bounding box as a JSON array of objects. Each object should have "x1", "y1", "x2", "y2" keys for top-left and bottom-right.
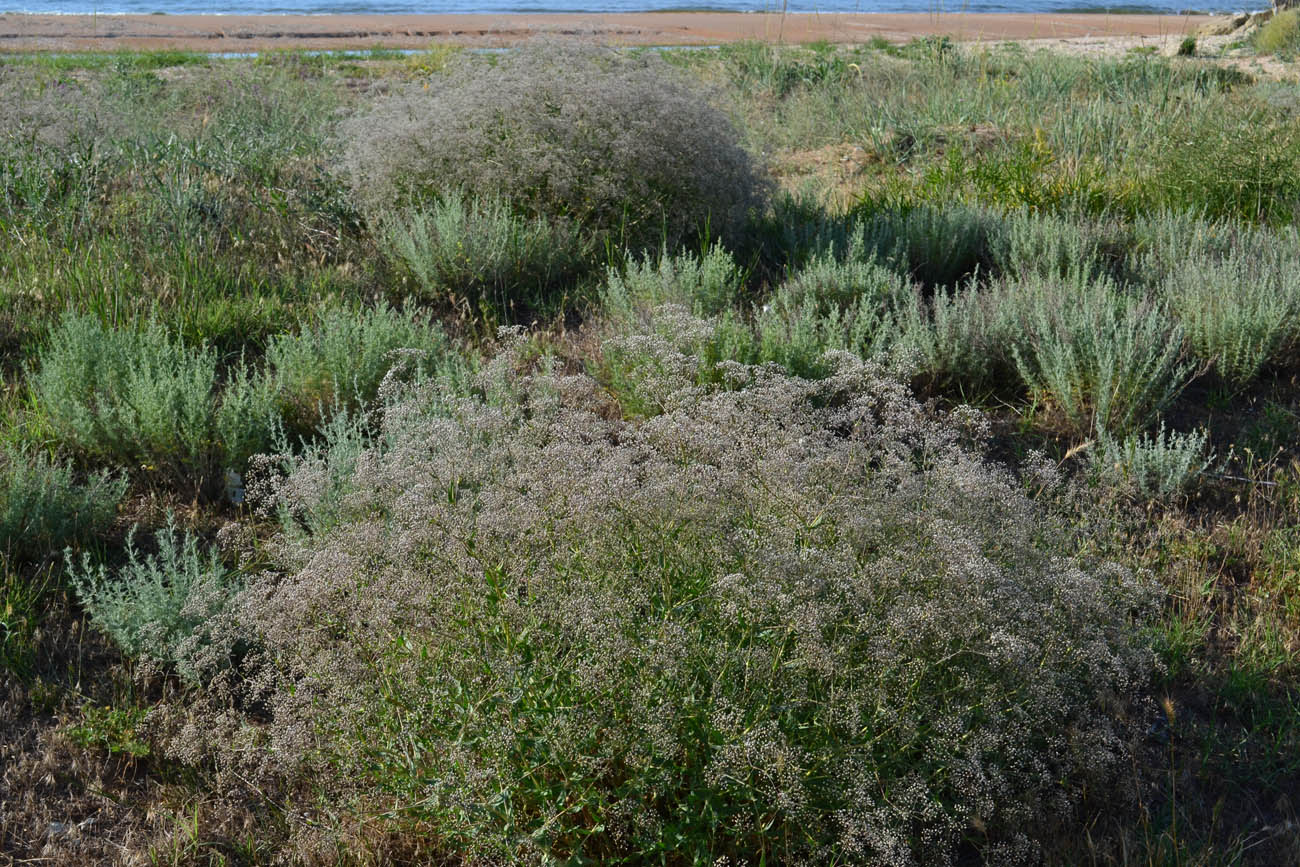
[{"x1": 0, "y1": 11, "x2": 1215, "y2": 52}]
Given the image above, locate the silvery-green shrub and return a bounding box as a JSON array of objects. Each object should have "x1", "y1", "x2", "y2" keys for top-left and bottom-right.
[
  {"x1": 31, "y1": 314, "x2": 274, "y2": 490},
  {"x1": 237, "y1": 333, "x2": 1155, "y2": 864},
  {"x1": 1158, "y1": 245, "x2": 1300, "y2": 388},
  {"x1": 265, "y1": 302, "x2": 469, "y2": 433},
  {"x1": 0, "y1": 447, "x2": 125, "y2": 563},
  {"x1": 603, "y1": 242, "x2": 745, "y2": 324},
  {"x1": 379, "y1": 192, "x2": 584, "y2": 316},
  {"x1": 1009, "y1": 275, "x2": 1191, "y2": 437},
  {"x1": 69, "y1": 515, "x2": 243, "y2": 684},
  {"x1": 1091, "y1": 422, "x2": 1210, "y2": 502}
]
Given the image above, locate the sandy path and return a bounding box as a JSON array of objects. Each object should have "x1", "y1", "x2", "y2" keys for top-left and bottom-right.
[{"x1": 0, "y1": 12, "x2": 1213, "y2": 53}]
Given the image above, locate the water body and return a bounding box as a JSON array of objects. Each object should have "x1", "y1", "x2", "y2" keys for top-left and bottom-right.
[{"x1": 5, "y1": 0, "x2": 1238, "y2": 19}]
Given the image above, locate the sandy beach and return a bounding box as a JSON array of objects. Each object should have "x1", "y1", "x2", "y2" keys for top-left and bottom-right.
[{"x1": 0, "y1": 12, "x2": 1214, "y2": 53}]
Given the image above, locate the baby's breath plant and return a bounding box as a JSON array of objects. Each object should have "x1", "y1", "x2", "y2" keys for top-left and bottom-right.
[
  {"x1": 235, "y1": 333, "x2": 1156, "y2": 865},
  {"x1": 339, "y1": 42, "x2": 768, "y2": 254}
]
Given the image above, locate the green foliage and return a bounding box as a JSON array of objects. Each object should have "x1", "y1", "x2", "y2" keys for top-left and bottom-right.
[
  {"x1": 1159, "y1": 245, "x2": 1300, "y2": 388},
  {"x1": 69, "y1": 516, "x2": 243, "y2": 684},
  {"x1": 1255, "y1": 10, "x2": 1300, "y2": 57},
  {"x1": 751, "y1": 243, "x2": 907, "y2": 377},
  {"x1": 0, "y1": 447, "x2": 125, "y2": 563},
  {"x1": 1136, "y1": 106, "x2": 1300, "y2": 225},
  {"x1": 890, "y1": 279, "x2": 1021, "y2": 396},
  {"x1": 1009, "y1": 276, "x2": 1191, "y2": 437},
  {"x1": 65, "y1": 704, "x2": 151, "y2": 758},
  {"x1": 987, "y1": 207, "x2": 1117, "y2": 283},
  {"x1": 1, "y1": 567, "x2": 47, "y2": 677},
  {"x1": 379, "y1": 193, "x2": 585, "y2": 318},
  {"x1": 1091, "y1": 423, "x2": 1210, "y2": 501},
  {"x1": 602, "y1": 243, "x2": 746, "y2": 324},
  {"x1": 855, "y1": 203, "x2": 992, "y2": 288}
]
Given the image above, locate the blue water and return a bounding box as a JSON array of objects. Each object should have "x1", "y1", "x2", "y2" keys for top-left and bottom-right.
[{"x1": 4, "y1": 0, "x2": 1239, "y2": 19}]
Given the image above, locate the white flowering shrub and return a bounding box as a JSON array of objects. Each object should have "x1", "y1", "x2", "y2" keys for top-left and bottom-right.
[
  {"x1": 339, "y1": 43, "x2": 768, "y2": 254},
  {"x1": 237, "y1": 330, "x2": 1155, "y2": 864}
]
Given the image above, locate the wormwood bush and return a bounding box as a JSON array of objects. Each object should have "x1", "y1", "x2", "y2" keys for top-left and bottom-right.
[
  {"x1": 1009, "y1": 275, "x2": 1190, "y2": 437},
  {"x1": 854, "y1": 203, "x2": 993, "y2": 288},
  {"x1": 1091, "y1": 423, "x2": 1210, "y2": 502},
  {"x1": 265, "y1": 302, "x2": 468, "y2": 433},
  {"x1": 751, "y1": 245, "x2": 908, "y2": 378},
  {"x1": 238, "y1": 333, "x2": 1155, "y2": 864},
  {"x1": 986, "y1": 208, "x2": 1117, "y2": 283},
  {"x1": 0, "y1": 448, "x2": 125, "y2": 563},
  {"x1": 379, "y1": 192, "x2": 584, "y2": 317},
  {"x1": 69, "y1": 515, "x2": 243, "y2": 684},
  {"x1": 339, "y1": 43, "x2": 768, "y2": 253},
  {"x1": 1158, "y1": 244, "x2": 1300, "y2": 388},
  {"x1": 604, "y1": 243, "x2": 746, "y2": 323},
  {"x1": 889, "y1": 278, "x2": 1022, "y2": 396},
  {"x1": 31, "y1": 314, "x2": 278, "y2": 489}
]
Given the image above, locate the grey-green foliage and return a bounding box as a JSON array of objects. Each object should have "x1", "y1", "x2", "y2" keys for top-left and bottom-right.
[
  {"x1": 1158, "y1": 245, "x2": 1300, "y2": 387},
  {"x1": 753, "y1": 241, "x2": 907, "y2": 377},
  {"x1": 380, "y1": 193, "x2": 584, "y2": 316},
  {"x1": 0, "y1": 448, "x2": 125, "y2": 563},
  {"x1": 1091, "y1": 423, "x2": 1210, "y2": 501},
  {"x1": 251, "y1": 407, "x2": 371, "y2": 541},
  {"x1": 987, "y1": 208, "x2": 1116, "y2": 283},
  {"x1": 890, "y1": 278, "x2": 1021, "y2": 395},
  {"x1": 31, "y1": 314, "x2": 277, "y2": 487},
  {"x1": 69, "y1": 516, "x2": 243, "y2": 684},
  {"x1": 1009, "y1": 275, "x2": 1191, "y2": 437},
  {"x1": 602, "y1": 243, "x2": 745, "y2": 324},
  {"x1": 339, "y1": 42, "x2": 768, "y2": 253},
  {"x1": 265, "y1": 302, "x2": 470, "y2": 431},
  {"x1": 856, "y1": 203, "x2": 992, "y2": 287}
]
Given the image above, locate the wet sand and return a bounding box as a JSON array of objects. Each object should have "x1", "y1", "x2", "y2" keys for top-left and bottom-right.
[{"x1": 0, "y1": 12, "x2": 1212, "y2": 53}]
